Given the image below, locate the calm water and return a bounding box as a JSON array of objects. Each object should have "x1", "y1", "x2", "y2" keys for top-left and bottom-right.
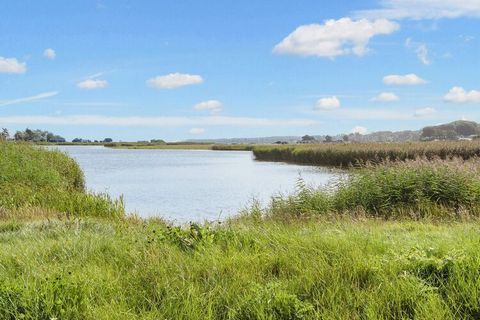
[{"x1": 53, "y1": 146, "x2": 339, "y2": 222}]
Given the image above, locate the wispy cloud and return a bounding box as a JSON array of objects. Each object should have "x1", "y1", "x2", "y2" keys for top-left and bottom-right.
[
  {"x1": 147, "y1": 73, "x2": 204, "y2": 89},
  {"x1": 60, "y1": 102, "x2": 124, "y2": 107},
  {"x1": 371, "y1": 92, "x2": 399, "y2": 102},
  {"x1": 77, "y1": 79, "x2": 108, "y2": 90},
  {"x1": 0, "y1": 91, "x2": 59, "y2": 107},
  {"x1": 383, "y1": 74, "x2": 428, "y2": 85},
  {"x1": 414, "y1": 107, "x2": 436, "y2": 117},
  {"x1": 405, "y1": 38, "x2": 431, "y2": 65},
  {"x1": 355, "y1": 0, "x2": 480, "y2": 20},
  {"x1": 194, "y1": 100, "x2": 223, "y2": 114},
  {"x1": 0, "y1": 115, "x2": 318, "y2": 127},
  {"x1": 43, "y1": 48, "x2": 56, "y2": 60},
  {"x1": 189, "y1": 128, "x2": 205, "y2": 134}
]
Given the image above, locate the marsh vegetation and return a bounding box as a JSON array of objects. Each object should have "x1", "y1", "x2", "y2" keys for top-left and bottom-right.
[{"x1": 2, "y1": 141, "x2": 480, "y2": 319}]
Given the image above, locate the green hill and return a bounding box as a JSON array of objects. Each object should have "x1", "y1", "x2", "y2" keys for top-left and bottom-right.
[{"x1": 421, "y1": 120, "x2": 480, "y2": 140}]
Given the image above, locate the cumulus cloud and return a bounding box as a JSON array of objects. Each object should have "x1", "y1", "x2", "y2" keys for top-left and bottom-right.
[
  {"x1": 414, "y1": 107, "x2": 436, "y2": 117},
  {"x1": 0, "y1": 57, "x2": 26, "y2": 74},
  {"x1": 43, "y1": 48, "x2": 56, "y2": 60},
  {"x1": 77, "y1": 79, "x2": 108, "y2": 90},
  {"x1": 0, "y1": 115, "x2": 318, "y2": 127},
  {"x1": 0, "y1": 91, "x2": 59, "y2": 107},
  {"x1": 147, "y1": 73, "x2": 204, "y2": 89},
  {"x1": 273, "y1": 18, "x2": 399, "y2": 58},
  {"x1": 371, "y1": 92, "x2": 399, "y2": 102},
  {"x1": 355, "y1": 0, "x2": 480, "y2": 20},
  {"x1": 194, "y1": 100, "x2": 222, "y2": 114},
  {"x1": 383, "y1": 74, "x2": 428, "y2": 85},
  {"x1": 351, "y1": 126, "x2": 368, "y2": 135},
  {"x1": 315, "y1": 96, "x2": 341, "y2": 110},
  {"x1": 443, "y1": 87, "x2": 480, "y2": 103},
  {"x1": 189, "y1": 128, "x2": 205, "y2": 134}
]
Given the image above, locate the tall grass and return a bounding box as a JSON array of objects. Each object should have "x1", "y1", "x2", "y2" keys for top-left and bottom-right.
[
  {"x1": 1, "y1": 218, "x2": 480, "y2": 319},
  {"x1": 252, "y1": 158, "x2": 480, "y2": 221},
  {"x1": 253, "y1": 140, "x2": 480, "y2": 167},
  {"x1": 0, "y1": 142, "x2": 124, "y2": 218}
]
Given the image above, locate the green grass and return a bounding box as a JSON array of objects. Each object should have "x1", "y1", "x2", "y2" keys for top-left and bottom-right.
[
  {"x1": 0, "y1": 142, "x2": 124, "y2": 218},
  {"x1": 1, "y1": 218, "x2": 480, "y2": 319},
  {"x1": 3, "y1": 141, "x2": 480, "y2": 318},
  {"x1": 252, "y1": 140, "x2": 480, "y2": 167}
]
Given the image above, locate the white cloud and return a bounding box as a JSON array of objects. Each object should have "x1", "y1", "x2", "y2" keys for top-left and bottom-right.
[
  {"x1": 273, "y1": 18, "x2": 399, "y2": 58},
  {"x1": 371, "y1": 92, "x2": 399, "y2": 102},
  {"x1": 414, "y1": 107, "x2": 436, "y2": 117},
  {"x1": 315, "y1": 96, "x2": 341, "y2": 110},
  {"x1": 147, "y1": 73, "x2": 204, "y2": 89},
  {"x1": 405, "y1": 39, "x2": 431, "y2": 65},
  {"x1": 355, "y1": 0, "x2": 480, "y2": 20},
  {"x1": 0, "y1": 57, "x2": 26, "y2": 74},
  {"x1": 443, "y1": 87, "x2": 480, "y2": 103},
  {"x1": 0, "y1": 115, "x2": 318, "y2": 127},
  {"x1": 383, "y1": 74, "x2": 428, "y2": 85},
  {"x1": 0, "y1": 91, "x2": 59, "y2": 107},
  {"x1": 77, "y1": 79, "x2": 108, "y2": 90},
  {"x1": 351, "y1": 126, "x2": 368, "y2": 135},
  {"x1": 43, "y1": 48, "x2": 56, "y2": 60},
  {"x1": 416, "y1": 44, "x2": 431, "y2": 65},
  {"x1": 189, "y1": 128, "x2": 205, "y2": 135},
  {"x1": 194, "y1": 100, "x2": 222, "y2": 114}
]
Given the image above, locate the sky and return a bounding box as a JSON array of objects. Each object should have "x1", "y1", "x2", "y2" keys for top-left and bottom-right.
[{"x1": 0, "y1": 0, "x2": 479, "y2": 141}]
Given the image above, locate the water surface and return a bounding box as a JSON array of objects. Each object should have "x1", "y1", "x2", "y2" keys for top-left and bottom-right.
[{"x1": 54, "y1": 146, "x2": 339, "y2": 222}]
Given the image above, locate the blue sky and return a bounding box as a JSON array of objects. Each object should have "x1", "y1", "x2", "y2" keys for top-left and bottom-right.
[{"x1": 0, "y1": 0, "x2": 479, "y2": 141}]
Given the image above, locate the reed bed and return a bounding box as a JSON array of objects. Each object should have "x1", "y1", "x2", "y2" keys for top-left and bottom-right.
[
  {"x1": 249, "y1": 158, "x2": 480, "y2": 221},
  {"x1": 252, "y1": 140, "x2": 480, "y2": 167}
]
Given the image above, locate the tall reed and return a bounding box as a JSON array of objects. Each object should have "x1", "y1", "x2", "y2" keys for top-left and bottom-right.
[{"x1": 252, "y1": 140, "x2": 480, "y2": 167}]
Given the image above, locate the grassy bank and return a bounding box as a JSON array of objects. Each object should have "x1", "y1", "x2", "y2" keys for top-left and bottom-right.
[
  {"x1": 252, "y1": 140, "x2": 480, "y2": 167},
  {"x1": 3, "y1": 142, "x2": 480, "y2": 318},
  {"x1": 104, "y1": 142, "x2": 254, "y2": 150},
  {"x1": 0, "y1": 142, "x2": 124, "y2": 218},
  {"x1": 104, "y1": 142, "x2": 214, "y2": 150}
]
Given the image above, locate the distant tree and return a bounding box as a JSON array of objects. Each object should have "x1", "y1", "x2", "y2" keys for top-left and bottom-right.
[
  {"x1": 72, "y1": 138, "x2": 82, "y2": 143},
  {"x1": 342, "y1": 135, "x2": 349, "y2": 142},
  {"x1": 150, "y1": 139, "x2": 166, "y2": 144},
  {"x1": 301, "y1": 135, "x2": 316, "y2": 142},
  {"x1": 324, "y1": 135, "x2": 333, "y2": 143},
  {"x1": 0, "y1": 128, "x2": 9, "y2": 141},
  {"x1": 103, "y1": 138, "x2": 113, "y2": 143}
]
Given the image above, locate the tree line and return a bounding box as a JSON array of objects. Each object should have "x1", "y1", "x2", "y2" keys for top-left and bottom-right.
[{"x1": 1, "y1": 128, "x2": 66, "y2": 142}]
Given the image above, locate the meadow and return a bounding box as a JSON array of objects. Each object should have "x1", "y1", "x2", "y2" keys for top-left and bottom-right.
[{"x1": 2, "y1": 141, "x2": 480, "y2": 319}]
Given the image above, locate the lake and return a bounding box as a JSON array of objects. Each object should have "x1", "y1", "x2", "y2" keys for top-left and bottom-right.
[{"x1": 53, "y1": 146, "x2": 339, "y2": 222}]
